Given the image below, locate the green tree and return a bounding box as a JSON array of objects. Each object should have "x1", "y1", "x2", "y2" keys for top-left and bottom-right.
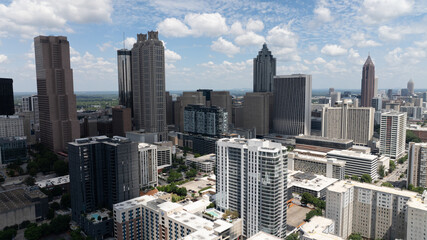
[
  {"x1": 351, "y1": 175, "x2": 360, "y2": 181},
  {"x1": 185, "y1": 168, "x2": 197, "y2": 178},
  {"x1": 286, "y1": 233, "x2": 299, "y2": 240},
  {"x1": 406, "y1": 130, "x2": 421, "y2": 143},
  {"x1": 378, "y1": 165, "x2": 385, "y2": 178},
  {"x1": 167, "y1": 170, "x2": 183, "y2": 183},
  {"x1": 305, "y1": 208, "x2": 322, "y2": 221},
  {"x1": 61, "y1": 193, "x2": 71, "y2": 209},
  {"x1": 389, "y1": 160, "x2": 396, "y2": 173},
  {"x1": 0, "y1": 228, "x2": 17, "y2": 240},
  {"x1": 348, "y1": 233, "x2": 362, "y2": 240},
  {"x1": 40, "y1": 223, "x2": 51, "y2": 237},
  {"x1": 49, "y1": 215, "x2": 71, "y2": 234},
  {"x1": 360, "y1": 174, "x2": 372, "y2": 183},
  {"x1": 398, "y1": 155, "x2": 408, "y2": 164},
  {"x1": 24, "y1": 224, "x2": 42, "y2": 240},
  {"x1": 381, "y1": 182, "x2": 394, "y2": 188},
  {"x1": 47, "y1": 208, "x2": 55, "y2": 220},
  {"x1": 25, "y1": 176, "x2": 36, "y2": 186},
  {"x1": 53, "y1": 159, "x2": 68, "y2": 176}
]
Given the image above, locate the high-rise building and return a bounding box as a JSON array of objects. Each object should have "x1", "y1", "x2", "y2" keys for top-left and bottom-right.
[
  {"x1": 330, "y1": 92, "x2": 341, "y2": 106},
  {"x1": 327, "y1": 150, "x2": 378, "y2": 180},
  {"x1": 407, "y1": 142, "x2": 427, "y2": 188},
  {"x1": 210, "y1": 91, "x2": 232, "y2": 124},
  {"x1": 216, "y1": 138, "x2": 287, "y2": 238},
  {"x1": 379, "y1": 112, "x2": 406, "y2": 159},
  {"x1": 0, "y1": 78, "x2": 15, "y2": 116},
  {"x1": 422, "y1": 92, "x2": 427, "y2": 102},
  {"x1": 183, "y1": 104, "x2": 228, "y2": 136},
  {"x1": 174, "y1": 91, "x2": 206, "y2": 132},
  {"x1": 273, "y1": 74, "x2": 312, "y2": 136},
  {"x1": 0, "y1": 115, "x2": 24, "y2": 138},
  {"x1": 68, "y1": 136, "x2": 139, "y2": 226},
  {"x1": 34, "y1": 36, "x2": 79, "y2": 152},
  {"x1": 371, "y1": 97, "x2": 382, "y2": 111},
  {"x1": 401, "y1": 88, "x2": 409, "y2": 96},
  {"x1": 131, "y1": 31, "x2": 166, "y2": 139},
  {"x1": 407, "y1": 79, "x2": 414, "y2": 96},
  {"x1": 329, "y1": 88, "x2": 335, "y2": 96},
  {"x1": 137, "y1": 143, "x2": 158, "y2": 188},
  {"x1": 242, "y1": 92, "x2": 273, "y2": 136},
  {"x1": 117, "y1": 49, "x2": 132, "y2": 110},
  {"x1": 361, "y1": 56, "x2": 375, "y2": 107},
  {"x1": 21, "y1": 95, "x2": 39, "y2": 130},
  {"x1": 165, "y1": 91, "x2": 173, "y2": 125},
  {"x1": 112, "y1": 106, "x2": 132, "y2": 137},
  {"x1": 387, "y1": 89, "x2": 393, "y2": 100},
  {"x1": 326, "y1": 180, "x2": 418, "y2": 240},
  {"x1": 406, "y1": 197, "x2": 427, "y2": 240},
  {"x1": 253, "y1": 43, "x2": 276, "y2": 92},
  {"x1": 321, "y1": 102, "x2": 374, "y2": 145}
]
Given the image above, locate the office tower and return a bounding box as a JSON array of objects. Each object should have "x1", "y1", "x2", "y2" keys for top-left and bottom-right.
[
  {"x1": 330, "y1": 91, "x2": 341, "y2": 106},
  {"x1": 21, "y1": 95, "x2": 39, "y2": 129},
  {"x1": 112, "y1": 106, "x2": 132, "y2": 137},
  {"x1": 210, "y1": 91, "x2": 232, "y2": 124},
  {"x1": 407, "y1": 142, "x2": 427, "y2": 188},
  {"x1": 371, "y1": 97, "x2": 382, "y2": 111},
  {"x1": 117, "y1": 49, "x2": 132, "y2": 109},
  {"x1": 0, "y1": 137, "x2": 27, "y2": 165},
  {"x1": 165, "y1": 91, "x2": 173, "y2": 125},
  {"x1": 322, "y1": 102, "x2": 374, "y2": 145},
  {"x1": 138, "y1": 143, "x2": 158, "y2": 188},
  {"x1": 131, "y1": 31, "x2": 167, "y2": 139},
  {"x1": 34, "y1": 36, "x2": 79, "y2": 152},
  {"x1": 183, "y1": 105, "x2": 228, "y2": 136},
  {"x1": 387, "y1": 89, "x2": 393, "y2": 99},
  {"x1": 379, "y1": 112, "x2": 406, "y2": 159},
  {"x1": 413, "y1": 97, "x2": 423, "y2": 107},
  {"x1": 407, "y1": 79, "x2": 414, "y2": 96},
  {"x1": 374, "y1": 77, "x2": 378, "y2": 97},
  {"x1": 68, "y1": 136, "x2": 139, "y2": 225},
  {"x1": 423, "y1": 92, "x2": 427, "y2": 102},
  {"x1": 0, "y1": 115, "x2": 24, "y2": 137},
  {"x1": 326, "y1": 181, "x2": 418, "y2": 240},
  {"x1": 352, "y1": 98, "x2": 359, "y2": 107},
  {"x1": 329, "y1": 88, "x2": 335, "y2": 96},
  {"x1": 242, "y1": 92, "x2": 273, "y2": 136},
  {"x1": 401, "y1": 106, "x2": 423, "y2": 120},
  {"x1": 361, "y1": 55, "x2": 375, "y2": 107},
  {"x1": 406, "y1": 198, "x2": 427, "y2": 240},
  {"x1": 17, "y1": 111, "x2": 37, "y2": 145},
  {"x1": 401, "y1": 88, "x2": 409, "y2": 96},
  {"x1": 0, "y1": 78, "x2": 15, "y2": 116},
  {"x1": 253, "y1": 43, "x2": 276, "y2": 92},
  {"x1": 273, "y1": 74, "x2": 312, "y2": 136},
  {"x1": 327, "y1": 150, "x2": 378, "y2": 179},
  {"x1": 216, "y1": 138, "x2": 287, "y2": 238},
  {"x1": 174, "y1": 91, "x2": 206, "y2": 131}
]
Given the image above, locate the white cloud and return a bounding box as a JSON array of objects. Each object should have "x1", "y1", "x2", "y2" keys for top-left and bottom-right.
[
  {"x1": 97, "y1": 42, "x2": 112, "y2": 52},
  {"x1": 415, "y1": 40, "x2": 427, "y2": 48},
  {"x1": 351, "y1": 33, "x2": 381, "y2": 47},
  {"x1": 246, "y1": 19, "x2": 264, "y2": 32},
  {"x1": 348, "y1": 48, "x2": 364, "y2": 65},
  {"x1": 165, "y1": 63, "x2": 176, "y2": 70},
  {"x1": 230, "y1": 22, "x2": 245, "y2": 36},
  {"x1": 0, "y1": 54, "x2": 7, "y2": 63},
  {"x1": 266, "y1": 23, "x2": 300, "y2": 61},
  {"x1": 185, "y1": 13, "x2": 228, "y2": 37},
  {"x1": 211, "y1": 37, "x2": 240, "y2": 57},
  {"x1": 378, "y1": 26, "x2": 401, "y2": 41},
  {"x1": 385, "y1": 47, "x2": 403, "y2": 64},
  {"x1": 0, "y1": 0, "x2": 112, "y2": 37},
  {"x1": 361, "y1": 0, "x2": 413, "y2": 24},
  {"x1": 312, "y1": 57, "x2": 326, "y2": 64},
  {"x1": 234, "y1": 32, "x2": 265, "y2": 46},
  {"x1": 324, "y1": 60, "x2": 346, "y2": 73},
  {"x1": 157, "y1": 18, "x2": 191, "y2": 37},
  {"x1": 123, "y1": 37, "x2": 137, "y2": 49},
  {"x1": 321, "y1": 44, "x2": 347, "y2": 56},
  {"x1": 385, "y1": 47, "x2": 426, "y2": 65},
  {"x1": 314, "y1": 6, "x2": 333, "y2": 22},
  {"x1": 165, "y1": 49, "x2": 181, "y2": 62},
  {"x1": 308, "y1": 44, "x2": 318, "y2": 52}
]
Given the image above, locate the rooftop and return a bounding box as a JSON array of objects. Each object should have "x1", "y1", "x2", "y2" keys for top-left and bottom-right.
[
  {"x1": 295, "y1": 135, "x2": 353, "y2": 144},
  {"x1": 247, "y1": 231, "x2": 282, "y2": 240},
  {"x1": 328, "y1": 180, "x2": 419, "y2": 198},
  {"x1": 327, "y1": 150, "x2": 378, "y2": 160},
  {"x1": 0, "y1": 187, "x2": 46, "y2": 213},
  {"x1": 300, "y1": 216, "x2": 344, "y2": 239},
  {"x1": 36, "y1": 175, "x2": 69, "y2": 188},
  {"x1": 288, "y1": 171, "x2": 338, "y2": 192},
  {"x1": 186, "y1": 154, "x2": 216, "y2": 163}
]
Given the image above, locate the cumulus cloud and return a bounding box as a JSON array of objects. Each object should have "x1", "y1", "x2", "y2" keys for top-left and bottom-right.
[
  {"x1": 211, "y1": 37, "x2": 240, "y2": 57},
  {"x1": 165, "y1": 49, "x2": 181, "y2": 62},
  {"x1": 350, "y1": 33, "x2": 382, "y2": 48},
  {"x1": 234, "y1": 32, "x2": 265, "y2": 46},
  {"x1": 312, "y1": 57, "x2": 326, "y2": 64},
  {"x1": 314, "y1": 6, "x2": 333, "y2": 22},
  {"x1": 321, "y1": 44, "x2": 347, "y2": 56},
  {"x1": 230, "y1": 22, "x2": 245, "y2": 36},
  {"x1": 122, "y1": 37, "x2": 137, "y2": 49},
  {"x1": 246, "y1": 19, "x2": 264, "y2": 32},
  {"x1": 0, "y1": 0, "x2": 112, "y2": 37},
  {"x1": 157, "y1": 18, "x2": 191, "y2": 37},
  {"x1": 0, "y1": 54, "x2": 7, "y2": 63},
  {"x1": 385, "y1": 47, "x2": 426, "y2": 65},
  {"x1": 97, "y1": 42, "x2": 112, "y2": 52},
  {"x1": 348, "y1": 48, "x2": 364, "y2": 65},
  {"x1": 378, "y1": 26, "x2": 401, "y2": 41},
  {"x1": 266, "y1": 23, "x2": 300, "y2": 61},
  {"x1": 361, "y1": 0, "x2": 413, "y2": 24}
]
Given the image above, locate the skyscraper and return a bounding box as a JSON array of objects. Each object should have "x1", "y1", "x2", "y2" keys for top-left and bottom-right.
[
  {"x1": 379, "y1": 112, "x2": 406, "y2": 159},
  {"x1": 131, "y1": 31, "x2": 167, "y2": 139},
  {"x1": 117, "y1": 49, "x2": 132, "y2": 109},
  {"x1": 183, "y1": 104, "x2": 228, "y2": 136},
  {"x1": 216, "y1": 138, "x2": 287, "y2": 238},
  {"x1": 0, "y1": 78, "x2": 15, "y2": 116},
  {"x1": 253, "y1": 43, "x2": 276, "y2": 92},
  {"x1": 407, "y1": 142, "x2": 427, "y2": 188},
  {"x1": 34, "y1": 36, "x2": 79, "y2": 152},
  {"x1": 330, "y1": 91, "x2": 341, "y2": 106},
  {"x1": 361, "y1": 56, "x2": 375, "y2": 107},
  {"x1": 407, "y1": 79, "x2": 414, "y2": 96},
  {"x1": 273, "y1": 74, "x2": 312, "y2": 136}
]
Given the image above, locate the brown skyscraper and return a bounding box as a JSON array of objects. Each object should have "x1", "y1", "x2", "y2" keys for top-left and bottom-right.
[
  {"x1": 361, "y1": 56, "x2": 375, "y2": 107},
  {"x1": 34, "y1": 36, "x2": 79, "y2": 152}
]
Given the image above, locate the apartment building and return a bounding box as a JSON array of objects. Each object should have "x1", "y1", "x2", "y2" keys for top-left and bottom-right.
[
  {"x1": 407, "y1": 142, "x2": 427, "y2": 188},
  {"x1": 138, "y1": 143, "x2": 158, "y2": 188},
  {"x1": 379, "y1": 112, "x2": 406, "y2": 159}
]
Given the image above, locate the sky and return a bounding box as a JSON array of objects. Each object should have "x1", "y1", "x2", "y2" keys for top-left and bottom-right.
[{"x1": 0, "y1": 0, "x2": 427, "y2": 92}]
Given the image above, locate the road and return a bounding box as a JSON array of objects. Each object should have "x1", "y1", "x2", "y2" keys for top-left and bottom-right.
[{"x1": 376, "y1": 160, "x2": 408, "y2": 189}]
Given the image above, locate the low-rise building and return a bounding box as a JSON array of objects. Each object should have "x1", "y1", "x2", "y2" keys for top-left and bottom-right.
[
  {"x1": 295, "y1": 135, "x2": 353, "y2": 153},
  {"x1": 154, "y1": 141, "x2": 173, "y2": 169},
  {"x1": 247, "y1": 231, "x2": 282, "y2": 240},
  {"x1": 300, "y1": 216, "x2": 343, "y2": 240},
  {"x1": 0, "y1": 136, "x2": 27, "y2": 165},
  {"x1": 35, "y1": 175, "x2": 70, "y2": 191},
  {"x1": 185, "y1": 154, "x2": 215, "y2": 172},
  {"x1": 327, "y1": 150, "x2": 378, "y2": 180},
  {"x1": 288, "y1": 171, "x2": 338, "y2": 199}
]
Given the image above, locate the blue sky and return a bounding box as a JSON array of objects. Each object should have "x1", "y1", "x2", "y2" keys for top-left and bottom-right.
[{"x1": 0, "y1": 0, "x2": 427, "y2": 92}]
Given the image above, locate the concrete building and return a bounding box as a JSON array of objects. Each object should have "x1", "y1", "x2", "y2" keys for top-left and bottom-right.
[
  {"x1": 185, "y1": 154, "x2": 215, "y2": 172},
  {"x1": 407, "y1": 142, "x2": 427, "y2": 188},
  {"x1": 179, "y1": 133, "x2": 217, "y2": 155},
  {"x1": 21, "y1": 95, "x2": 39, "y2": 130},
  {"x1": 295, "y1": 135, "x2": 353, "y2": 153},
  {"x1": 18, "y1": 109, "x2": 38, "y2": 145},
  {"x1": 0, "y1": 78, "x2": 15, "y2": 116},
  {"x1": 253, "y1": 43, "x2": 276, "y2": 92},
  {"x1": 288, "y1": 171, "x2": 338, "y2": 199},
  {"x1": 68, "y1": 136, "x2": 139, "y2": 238},
  {"x1": 330, "y1": 92, "x2": 341, "y2": 106},
  {"x1": 408, "y1": 79, "x2": 415, "y2": 96},
  {"x1": 361, "y1": 55, "x2": 375, "y2": 107},
  {"x1": 242, "y1": 92, "x2": 273, "y2": 136},
  {"x1": 112, "y1": 106, "x2": 132, "y2": 137},
  {"x1": 273, "y1": 74, "x2": 312, "y2": 136},
  {"x1": 401, "y1": 106, "x2": 423, "y2": 120},
  {"x1": 0, "y1": 136, "x2": 27, "y2": 165},
  {"x1": 216, "y1": 138, "x2": 287, "y2": 238},
  {"x1": 379, "y1": 112, "x2": 407, "y2": 159},
  {"x1": 174, "y1": 92, "x2": 206, "y2": 132},
  {"x1": 300, "y1": 216, "x2": 343, "y2": 240},
  {"x1": 0, "y1": 187, "x2": 48, "y2": 230},
  {"x1": 327, "y1": 150, "x2": 378, "y2": 180},
  {"x1": 406, "y1": 196, "x2": 427, "y2": 240},
  {"x1": 131, "y1": 32, "x2": 167, "y2": 139},
  {"x1": 407, "y1": 124, "x2": 427, "y2": 142},
  {"x1": 248, "y1": 232, "x2": 282, "y2": 240},
  {"x1": 125, "y1": 130, "x2": 159, "y2": 144},
  {"x1": 210, "y1": 91, "x2": 232, "y2": 124},
  {"x1": 165, "y1": 91, "x2": 173, "y2": 125},
  {"x1": 153, "y1": 141, "x2": 173, "y2": 169},
  {"x1": 117, "y1": 49, "x2": 132, "y2": 110},
  {"x1": 288, "y1": 149, "x2": 345, "y2": 179},
  {"x1": 138, "y1": 143, "x2": 158, "y2": 188},
  {"x1": 326, "y1": 180, "x2": 419, "y2": 240},
  {"x1": 184, "y1": 105, "x2": 228, "y2": 137},
  {"x1": 0, "y1": 115, "x2": 24, "y2": 138},
  {"x1": 371, "y1": 97, "x2": 382, "y2": 111},
  {"x1": 113, "y1": 195, "x2": 241, "y2": 240},
  {"x1": 34, "y1": 36, "x2": 79, "y2": 152},
  {"x1": 322, "y1": 103, "x2": 374, "y2": 145}
]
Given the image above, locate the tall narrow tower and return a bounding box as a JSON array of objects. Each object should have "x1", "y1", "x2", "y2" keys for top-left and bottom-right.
[
  {"x1": 361, "y1": 55, "x2": 375, "y2": 107},
  {"x1": 131, "y1": 31, "x2": 167, "y2": 139},
  {"x1": 253, "y1": 43, "x2": 276, "y2": 92},
  {"x1": 34, "y1": 36, "x2": 79, "y2": 152},
  {"x1": 117, "y1": 49, "x2": 132, "y2": 109},
  {"x1": 407, "y1": 79, "x2": 414, "y2": 96}
]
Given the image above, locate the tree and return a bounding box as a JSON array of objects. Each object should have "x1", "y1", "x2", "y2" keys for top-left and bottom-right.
[
  {"x1": 398, "y1": 155, "x2": 408, "y2": 164},
  {"x1": 53, "y1": 159, "x2": 68, "y2": 176},
  {"x1": 39, "y1": 223, "x2": 51, "y2": 237},
  {"x1": 24, "y1": 224, "x2": 42, "y2": 240},
  {"x1": 381, "y1": 182, "x2": 394, "y2": 188},
  {"x1": 406, "y1": 130, "x2": 421, "y2": 143},
  {"x1": 25, "y1": 176, "x2": 36, "y2": 186},
  {"x1": 378, "y1": 165, "x2": 385, "y2": 178},
  {"x1": 305, "y1": 208, "x2": 322, "y2": 221},
  {"x1": 389, "y1": 160, "x2": 396, "y2": 173},
  {"x1": 61, "y1": 193, "x2": 71, "y2": 209},
  {"x1": 286, "y1": 233, "x2": 299, "y2": 240},
  {"x1": 185, "y1": 168, "x2": 197, "y2": 178},
  {"x1": 348, "y1": 233, "x2": 362, "y2": 240},
  {"x1": 0, "y1": 227, "x2": 17, "y2": 240},
  {"x1": 176, "y1": 187, "x2": 187, "y2": 196},
  {"x1": 49, "y1": 215, "x2": 71, "y2": 234},
  {"x1": 47, "y1": 208, "x2": 55, "y2": 220},
  {"x1": 351, "y1": 175, "x2": 359, "y2": 181},
  {"x1": 360, "y1": 174, "x2": 372, "y2": 183},
  {"x1": 50, "y1": 202, "x2": 60, "y2": 210},
  {"x1": 167, "y1": 170, "x2": 183, "y2": 183}
]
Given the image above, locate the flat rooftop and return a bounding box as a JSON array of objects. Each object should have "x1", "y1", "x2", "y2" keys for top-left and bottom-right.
[
  {"x1": 328, "y1": 180, "x2": 419, "y2": 198},
  {"x1": 295, "y1": 135, "x2": 353, "y2": 144},
  {"x1": 187, "y1": 154, "x2": 216, "y2": 163},
  {"x1": 36, "y1": 175, "x2": 69, "y2": 188},
  {"x1": 327, "y1": 150, "x2": 377, "y2": 160},
  {"x1": 247, "y1": 231, "x2": 282, "y2": 240},
  {"x1": 288, "y1": 171, "x2": 338, "y2": 192},
  {"x1": 0, "y1": 187, "x2": 46, "y2": 213}
]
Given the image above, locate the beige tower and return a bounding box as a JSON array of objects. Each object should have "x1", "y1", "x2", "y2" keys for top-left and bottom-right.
[{"x1": 34, "y1": 36, "x2": 79, "y2": 152}]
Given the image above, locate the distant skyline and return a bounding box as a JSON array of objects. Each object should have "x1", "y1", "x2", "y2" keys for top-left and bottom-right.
[{"x1": 1, "y1": 0, "x2": 427, "y2": 92}]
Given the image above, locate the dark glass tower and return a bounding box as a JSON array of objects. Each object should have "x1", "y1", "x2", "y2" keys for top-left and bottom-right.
[
  {"x1": 117, "y1": 49, "x2": 132, "y2": 109},
  {"x1": 361, "y1": 56, "x2": 375, "y2": 107},
  {"x1": 0, "y1": 78, "x2": 15, "y2": 115},
  {"x1": 253, "y1": 43, "x2": 276, "y2": 92}
]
